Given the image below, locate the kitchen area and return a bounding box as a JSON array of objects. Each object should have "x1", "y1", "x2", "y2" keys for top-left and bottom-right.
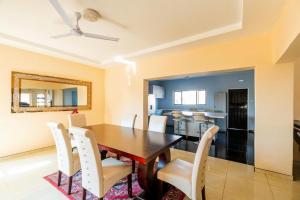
[{"x1": 148, "y1": 69, "x2": 255, "y2": 165}]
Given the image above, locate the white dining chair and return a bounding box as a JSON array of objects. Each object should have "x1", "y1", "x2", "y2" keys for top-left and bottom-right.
[
  {"x1": 47, "y1": 122, "x2": 81, "y2": 195},
  {"x1": 132, "y1": 114, "x2": 137, "y2": 129},
  {"x1": 129, "y1": 114, "x2": 137, "y2": 172},
  {"x1": 117, "y1": 114, "x2": 138, "y2": 172},
  {"x1": 157, "y1": 125, "x2": 219, "y2": 200},
  {"x1": 70, "y1": 127, "x2": 133, "y2": 200},
  {"x1": 148, "y1": 115, "x2": 167, "y2": 133},
  {"x1": 68, "y1": 113, "x2": 87, "y2": 149},
  {"x1": 68, "y1": 113, "x2": 87, "y2": 128}
]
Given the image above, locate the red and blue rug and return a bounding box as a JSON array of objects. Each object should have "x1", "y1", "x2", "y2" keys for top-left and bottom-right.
[{"x1": 44, "y1": 169, "x2": 185, "y2": 200}]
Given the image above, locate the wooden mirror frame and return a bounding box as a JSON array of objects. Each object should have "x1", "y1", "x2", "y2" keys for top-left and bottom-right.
[{"x1": 11, "y1": 71, "x2": 92, "y2": 113}]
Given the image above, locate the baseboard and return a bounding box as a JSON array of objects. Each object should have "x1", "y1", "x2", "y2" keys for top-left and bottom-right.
[
  {"x1": 0, "y1": 145, "x2": 55, "y2": 161},
  {"x1": 254, "y1": 167, "x2": 293, "y2": 180}
]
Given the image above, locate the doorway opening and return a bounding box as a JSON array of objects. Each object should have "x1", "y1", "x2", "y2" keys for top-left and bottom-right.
[{"x1": 144, "y1": 68, "x2": 255, "y2": 165}]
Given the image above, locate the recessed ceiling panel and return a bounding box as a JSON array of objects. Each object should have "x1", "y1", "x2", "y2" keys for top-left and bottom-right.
[{"x1": 0, "y1": 0, "x2": 284, "y2": 67}]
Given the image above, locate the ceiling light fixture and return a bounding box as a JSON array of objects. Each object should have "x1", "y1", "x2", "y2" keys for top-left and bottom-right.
[{"x1": 83, "y1": 8, "x2": 101, "y2": 22}]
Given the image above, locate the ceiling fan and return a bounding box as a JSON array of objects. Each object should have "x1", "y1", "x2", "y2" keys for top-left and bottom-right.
[{"x1": 49, "y1": 0, "x2": 119, "y2": 41}]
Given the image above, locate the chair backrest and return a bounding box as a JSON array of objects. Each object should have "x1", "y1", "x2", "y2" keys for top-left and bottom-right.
[
  {"x1": 148, "y1": 115, "x2": 168, "y2": 133},
  {"x1": 132, "y1": 114, "x2": 137, "y2": 129},
  {"x1": 192, "y1": 125, "x2": 219, "y2": 200},
  {"x1": 192, "y1": 112, "x2": 206, "y2": 122},
  {"x1": 172, "y1": 110, "x2": 182, "y2": 119},
  {"x1": 68, "y1": 113, "x2": 87, "y2": 128},
  {"x1": 47, "y1": 122, "x2": 74, "y2": 176},
  {"x1": 69, "y1": 127, "x2": 104, "y2": 198}
]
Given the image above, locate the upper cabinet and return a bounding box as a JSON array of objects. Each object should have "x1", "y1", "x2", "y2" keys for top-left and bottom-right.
[{"x1": 152, "y1": 85, "x2": 165, "y2": 98}]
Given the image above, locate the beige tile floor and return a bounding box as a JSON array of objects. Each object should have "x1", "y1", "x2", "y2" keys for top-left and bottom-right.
[{"x1": 0, "y1": 147, "x2": 300, "y2": 200}]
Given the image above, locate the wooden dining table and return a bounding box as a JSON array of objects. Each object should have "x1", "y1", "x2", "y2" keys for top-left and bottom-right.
[{"x1": 85, "y1": 124, "x2": 183, "y2": 199}]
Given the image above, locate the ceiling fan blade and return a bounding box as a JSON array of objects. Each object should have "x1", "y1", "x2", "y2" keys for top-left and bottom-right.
[
  {"x1": 83, "y1": 32, "x2": 119, "y2": 42},
  {"x1": 49, "y1": 0, "x2": 74, "y2": 29},
  {"x1": 51, "y1": 32, "x2": 74, "y2": 39}
]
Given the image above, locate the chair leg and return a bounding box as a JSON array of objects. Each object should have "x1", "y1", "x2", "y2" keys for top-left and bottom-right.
[
  {"x1": 117, "y1": 154, "x2": 120, "y2": 160},
  {"x1": 127, "y1": 174, "x2": 133, "y2": 198},
  {"x1": 68, "y1": 176, "x2": 73, "y2": 195},
  {"x1": 132, "y1": 160, "x2": 135, "y2": 173},
  {"x1": 82, "y1": 188, "x2": 86, "y2": 200},
  {"x1": 100, "y1": 150, "x2": 107, "y2": 160},
  {"x1": 202, "y1": 186, "x2": 206, "y2": 200},
  {"x1": 57, "y1": 170, "x2": 62, "y2": 186},
  {"x1": 158, "y1": 180, "x2": 164, "y2": 199}
]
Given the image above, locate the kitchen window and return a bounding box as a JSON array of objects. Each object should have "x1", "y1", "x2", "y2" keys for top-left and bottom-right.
[
  {"x1": 182, "y1": 91, "x2": 197, "y2": 105},
  {"x1": 174, "y1": 90, "x2": 206, "y2": 105},
  {"x1": 174, "y1": 91, "x2": 182, "y2": 104},
  {"x1": 197, "y1": 90, "x2": 206, "y2": 104}
]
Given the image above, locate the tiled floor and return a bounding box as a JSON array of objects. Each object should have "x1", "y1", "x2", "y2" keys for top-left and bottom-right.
[
  {"x1": 1, "y1": 147, "x2": 300, "y2": 200},
  {"x1": 171, "y1": 129, "x2": 254, "y2": 165}
]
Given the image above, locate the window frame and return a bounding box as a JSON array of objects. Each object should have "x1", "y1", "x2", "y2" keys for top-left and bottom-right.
[
  {"x1": 173, "y1": 91, "x2": 182, "y2": 105},
  {"x1": 173, "y1": 90, "x2": 206, "y2": 105},
  {"x1": 181, "y1": 90, "x2": 197, "y2": 105},
  {"x1": 197, "y1": 90, "x2": 206, "y2": 105}
]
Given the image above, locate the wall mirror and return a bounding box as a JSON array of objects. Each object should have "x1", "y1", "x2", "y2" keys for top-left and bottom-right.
[{"x1": 11, "y1": 72, "x2": 92, "y2": 113}]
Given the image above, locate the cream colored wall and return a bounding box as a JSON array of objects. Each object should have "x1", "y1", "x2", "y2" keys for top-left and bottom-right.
[
  {"x1": 0, "y1": 44, "x2": 105, "y2": 157},
  {"x1": 105, "y1": 34, "x2": 294, "y2": 175},
  {"x1": 272, "y1": 0, "x2": 300, "y2": 63},
  {"x1": 255, "y1": 63, "x2": 294, "y2": 174},
  {"x1": 294, "y1": 60, "x2": 300, "y2": 162},
  {"x1": 295, "y1": 59, "x2": 300, "y2": 120}
]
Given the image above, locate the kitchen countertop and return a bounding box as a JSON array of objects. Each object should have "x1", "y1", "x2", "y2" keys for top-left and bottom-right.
[{"x1": 163, "y1": 110, "x2": 227, "y2": 119}]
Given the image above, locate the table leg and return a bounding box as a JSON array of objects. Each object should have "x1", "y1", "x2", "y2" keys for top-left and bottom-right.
[
  {"x1": 137, "y1": 148, "x2": 171, "y2": 199},
  {"x1": 157, "y1": 148, "x2": 171, "y2": 170},
  {"x1": 100, "y1": 150, "x2": 107, "y2": 160}
]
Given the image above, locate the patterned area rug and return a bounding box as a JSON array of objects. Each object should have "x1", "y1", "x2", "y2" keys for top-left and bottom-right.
[{"x1": 44, "y1": 170, "x2": 185, "y2": 200}]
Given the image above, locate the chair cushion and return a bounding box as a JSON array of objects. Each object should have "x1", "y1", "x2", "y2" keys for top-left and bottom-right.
[
  {"x1": 158, "y1": 159, "x2": 193, "y2": 198},
  {"x1": 102, "y1": 157, "x2": 132, "y2": 193}
]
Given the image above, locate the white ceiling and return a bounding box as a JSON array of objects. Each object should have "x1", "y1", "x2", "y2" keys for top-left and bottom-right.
[{"x1": 0, "y1": 0, "x2": 285, "y2": 67}]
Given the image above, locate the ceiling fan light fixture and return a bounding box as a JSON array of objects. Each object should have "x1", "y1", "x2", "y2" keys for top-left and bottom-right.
[
  {"x1": 83, "y1": 8, "x2": 101, "y2": 22},
  {"x1": 49, "y1": 0, "x2": 119, "y2": 42}
]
